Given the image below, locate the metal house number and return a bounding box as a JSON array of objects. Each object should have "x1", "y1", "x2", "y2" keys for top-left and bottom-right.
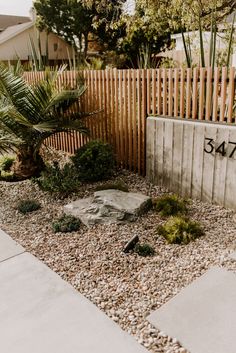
[{"x1": 204, "y1": 138, "x2": 236, "y2": 158}]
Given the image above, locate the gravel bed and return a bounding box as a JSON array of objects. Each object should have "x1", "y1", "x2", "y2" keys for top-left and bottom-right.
[{"x1": 1, "y1": 150, "x2": 236, "y2": 353}]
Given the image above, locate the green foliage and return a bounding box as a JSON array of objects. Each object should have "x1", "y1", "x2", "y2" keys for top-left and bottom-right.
[
  {"x1": 17, "y1": 199, "x2": 41, "y2": 214},
  {"x1": 134, "y1": 243, "x2": 155, "y2": 257},
  {"x1": 157, "y1": 216, "x2": 204, "y2": 244},
  {"x1": 154, "y1": 194, "x2": 188, "y2": 217},
  {"x1": 0, "y1": 155, "x2": 15, "y2": 171},
  {"x1": 71, "y1": 140, "x2": 115, "y2": 182},
  {"x1": 0, "y1": 64, "x2": 93, "y2": 179},
  {"x1": 95, "y1": 181, "x2": 128, "y2": 192},
  {"x1": 52, "y1": 214, "x2": 81, "y2": 233},
  {"x1": 34, "y1": 0, "x2": 126, "y2": 56},
  {"x1": 0, "y1": 170, "x2": 15, "y2": 181},
  {"x1": 35, "y1": 162, "x2": 80, "y2": 194}
]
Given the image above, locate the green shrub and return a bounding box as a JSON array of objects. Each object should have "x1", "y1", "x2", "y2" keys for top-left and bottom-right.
[
  {"x1": 134, "y1": 243, "x2": 155, "y2": 257},
  {"x1": 0, "y1": 170, "x2": 15, "y2": 181},
  {"x1": 71, "y1": 140, "x2": 115, "y2": 182},
  {"x1": 154, "y1": 194, "x2": 188, "y2": 217},
  {"x1": 95, "y1": 181, "x2": 129, "y2": 192},
  {"x1": 52, "y1": 214, "x2": 81, "y2": 233},
  {"x1": 0, "y1": 155, "x2": 15, "y2": 171},
  {"x1": 17, "y1": 199, "x2": 41, "y2": 214},
  {"x1": 35, "y1": 162, "x2": 80, "y2": 194},
  {"x1": 157, "y1": 216, "x2": 204, "y2": 245}
]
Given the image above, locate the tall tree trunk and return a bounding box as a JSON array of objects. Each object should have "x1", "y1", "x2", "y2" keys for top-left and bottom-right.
[{"x1": 11, "y1": 146, "x2": 45, "y2": 180}]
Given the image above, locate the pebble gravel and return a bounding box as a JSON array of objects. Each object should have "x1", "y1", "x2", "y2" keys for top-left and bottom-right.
[{"x1": 1, "y1": 148, "x2": 236, "y2": 353}]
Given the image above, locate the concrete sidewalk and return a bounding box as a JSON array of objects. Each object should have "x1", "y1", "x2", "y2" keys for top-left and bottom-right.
[{"x1": 0, "y1": 229, "x2": 148, "y2": 353}]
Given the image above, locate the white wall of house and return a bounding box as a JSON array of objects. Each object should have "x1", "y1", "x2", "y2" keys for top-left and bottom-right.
[{"x1": 0, "y1": 26, "x2": 74, "y2": 61}]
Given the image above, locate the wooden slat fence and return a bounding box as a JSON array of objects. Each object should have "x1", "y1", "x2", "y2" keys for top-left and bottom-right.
[{"x1": 24, "y1": 67, "x2": 236, "y2": 176}]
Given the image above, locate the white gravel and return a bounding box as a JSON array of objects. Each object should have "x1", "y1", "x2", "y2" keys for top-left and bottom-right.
[{"x1": 1, "y1": 149, "x2": 236, "y2": 353}]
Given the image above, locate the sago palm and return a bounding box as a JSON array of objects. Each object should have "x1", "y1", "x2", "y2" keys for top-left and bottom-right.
[{"x1": 0, "y1": 64, "x2": 92, "y2": 179}]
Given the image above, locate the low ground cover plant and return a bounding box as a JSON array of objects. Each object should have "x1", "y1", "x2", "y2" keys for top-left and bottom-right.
[
  {"x1": 134, "y1": 243, "x2": 155, "y2": 257},
  {"x1": 154, "y1": 194, "x2": 188, "y2": 217},
  {"x1": 34, "y1": 162, "x2": 80, "y2": 195},
  {"x1": 0, "y1": 155, "x2": 15, "y2": 171},
  {"x1": 17, "y1": 199, "x2": 41, "y2": 214},
  {"x1": 157, "y1": 216, "x2": 204, "y2": 245},
  {"x1": 95, "y1": 181, "x2": 129, "y2": 192},
  {"x1": 52, "y1": 214, "x2": 81, "y2": 233},
  {"x1": 71, "y1": 140, "x2": 115, "y2": 182}
]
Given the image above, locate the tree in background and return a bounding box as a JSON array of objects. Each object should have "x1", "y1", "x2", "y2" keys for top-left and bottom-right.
[{"x1": 34, "y1": 0, "x2": 126, "y2": 57}]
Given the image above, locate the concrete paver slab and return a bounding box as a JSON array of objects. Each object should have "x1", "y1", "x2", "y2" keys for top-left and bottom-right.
[
  {"x1": 147, "y1": 267, "x2": 236, "y2": 353},
  {"x1": 0, "y1": 252, "x2": 148, "y2": 353},
  {"x1": 0, "y1": 228, "x2": 24, "y2": 262}
]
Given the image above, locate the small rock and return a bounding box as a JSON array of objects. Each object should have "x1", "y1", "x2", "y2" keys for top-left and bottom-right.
[{"x1": 123, "y1": 234, "x2": 139, "y2": 253}]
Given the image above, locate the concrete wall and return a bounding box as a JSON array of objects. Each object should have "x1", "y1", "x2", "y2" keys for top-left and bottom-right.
[
  {"x1": 0, "y1": 27, "x2": 73, "y2": 61},
  {"x1": 146, "y1": 117, "x2": 236, "y2": 209}
]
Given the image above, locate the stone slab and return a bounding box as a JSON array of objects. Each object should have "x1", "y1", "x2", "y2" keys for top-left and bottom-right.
[
  {"x1": 147, "y1": 267, "x2": 236, "y2": 353},
  {"x1": 64, "y1": 189, "x2": 151, "y2": 226},
  {"x1": 0, "y1": 252, "x2": 148, "y2": 353},
  {"x1": 0, "y1": 228, "x2": 24, "y2": 262}
]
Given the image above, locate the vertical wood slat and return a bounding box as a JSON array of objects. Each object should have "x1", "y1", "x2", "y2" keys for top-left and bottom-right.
[
  {"x1": 141, "y1": 69, "x2": 147, "y2": 174},
  {"x1": 185, "y1": 68, "x2": 192, "y2": 119},
  {"x1": 227, "y1": 67, "x2": 235, "y2": 123},
  {"x1": 137, "y1": 69, "x2": 142, "y2": 174},
  {"x1": 168, "y1": 69, "x2": 173, "y2": 117},
  {"x1": 123, "y1": 69, "x2": 128, "y2": 169},
  {"x1": 212, "y1": 67, "x2": 220, "y2": 121},
  {"x1": 205, "y1": 67, "x2": 213, "y2": 121},
  {"x1": 157, "y1": 69, "x2": 162, "y2": 115},
  {"x1": 192, "y1": 68, "x2": 198, "y2": 119},
  {"x1": 127, "y1": 70, "x2": 133, "y2": 171},
  {"x1": 152, "y1": 69, "x2": 157, "y2": 115},
  {"x1": 198, "y1": 68, "x2": 205, "y2": 120},
  {"x1": 132, "y1": 70, "x2": 137, "y2": 172},
  {"x1": 220, "y1": 67, "x2": 228, "y2": 122},
  {"x1": 174, "y1": 69, "x2": 179, "y2": 117},
  {"x1": 180, "y1": 69, "x2": 185, "y2": 118},
  {"x1": 162, "y1": 69, "x2": 167, "y2": 116}
]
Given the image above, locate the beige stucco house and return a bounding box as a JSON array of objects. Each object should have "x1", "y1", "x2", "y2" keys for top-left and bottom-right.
[{"x1": 0, "y1": 12, "x2": 74, "y2": 64}]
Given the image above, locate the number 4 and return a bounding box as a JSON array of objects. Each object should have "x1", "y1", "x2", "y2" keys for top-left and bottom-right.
[{"x1": 215, "y1": 142, "x2": 226, "y2": 156}]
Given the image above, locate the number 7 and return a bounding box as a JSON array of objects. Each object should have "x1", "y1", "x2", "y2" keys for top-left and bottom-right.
[{"x1": 229, "y1": 142, "x2": 236, "y2": 158}]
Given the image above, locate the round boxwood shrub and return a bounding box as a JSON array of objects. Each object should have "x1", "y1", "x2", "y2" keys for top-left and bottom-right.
[
  {"x1": 17, "y1": 199, "x2": 41, "y2": 214},
  {"x1": 52, "y1": 214, "x2": 81, "y2": 233},
  {"x1": 157, "y1": 216, "x2": 204, "y2": 245},
  {"x1": 71, "y1": 140, "x2": 115, "y2": 182},
  {"x1": 154, "y1": 194, "x2": 188, "y2": 217}
]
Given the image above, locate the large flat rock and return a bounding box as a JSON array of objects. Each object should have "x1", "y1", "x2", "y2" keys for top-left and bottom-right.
[
  {"x1": 147, "y1": 267, "x2": 236, "y2": 353},
  {"x1": 0, "y1": 252, "x2": 148, "y2": 353},
  {"x1": 64, "y1": 189, "x2": 151, "y2": 226},
  {"x1": 0, "y1": 228, "x2": 24, "y2": 262}
]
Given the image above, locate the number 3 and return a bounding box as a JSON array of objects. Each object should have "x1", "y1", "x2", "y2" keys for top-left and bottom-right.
[{"x1": 204, "y1": 138, "x2": 214, "y2": 154}]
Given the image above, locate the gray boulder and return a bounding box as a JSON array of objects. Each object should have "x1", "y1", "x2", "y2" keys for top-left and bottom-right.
[{"x1": 64, "y1": 189, "x2": 152, "y2": 227}]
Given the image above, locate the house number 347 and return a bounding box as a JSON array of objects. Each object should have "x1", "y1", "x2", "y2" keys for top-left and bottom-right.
[{"x1": 204, "y1": 138, "x2": 236, "y2": 158}]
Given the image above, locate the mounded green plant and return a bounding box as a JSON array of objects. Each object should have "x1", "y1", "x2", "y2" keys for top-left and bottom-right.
[
  {"x1": 157, "y1": 216, "x2": 204, "y2": 245},
  {"x1": 71, "y1": 140, "x2": 115, "y2": 182},
  {"x1": 35, "y1": 162, "x2": 80, "y2": 195},
  {"x1": 134, "y1": 243, "x2": 155, "y2": 257},
  {"x1": 0, "y1": 64, "x2": 95, "y2": 180},
  {"x1": 52, "y1": 214, "x2": 81, "y2": 233},
  {"x1": 154, "y1": 194, "x2": 188, "y2": 217},
  {"x1": 17, "y1": 199, "x2": 41, "y2": 214},
  {"x1": 0, "y1": 155, "x2": 15, "y2": 171},
  {"x1": 95, "y1": 181, "x2": 129, "y2": 192}
]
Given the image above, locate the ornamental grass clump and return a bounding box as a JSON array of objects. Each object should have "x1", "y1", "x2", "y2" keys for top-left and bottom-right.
[
  {"x1": 157, "y1": 216, "x2": 204, "y2": 245},
  {"x1": 154, "y1": 194, "x2": 188, "y2": 217},
  {"x1": 134, "y1": 243, "x2": 155, "y2": 257},
  {"x1": 52, "y1": 214, "x2": 81, "y2": 233},
  {"x1": 0, "y1": 155, "x2": 15, "y2": 171},
  {"x1": 17, "y1": 199, "x2": 41, "y2": 214}
]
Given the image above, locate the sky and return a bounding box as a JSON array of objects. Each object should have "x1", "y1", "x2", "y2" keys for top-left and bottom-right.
[
  {"x1": 0, "y1": 0, "x2": 135, "y2": 17},
  {"x1": 0, "y1": 0, "x2": 33, "y2": 16}
]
